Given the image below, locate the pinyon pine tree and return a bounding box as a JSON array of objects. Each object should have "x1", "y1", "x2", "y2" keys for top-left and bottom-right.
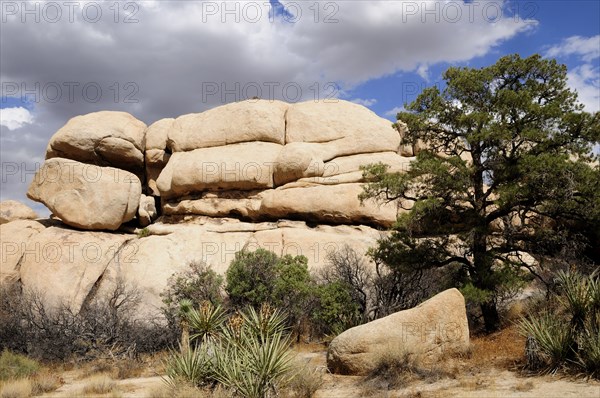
[{"x1": 361, "y1": 54, "x2": 599, "y2": 332}]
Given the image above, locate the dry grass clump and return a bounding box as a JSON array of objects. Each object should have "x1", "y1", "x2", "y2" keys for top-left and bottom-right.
[
  {"x1": 149, "y1": 383, "x2": 230, "y2": 398},
  {"x1": 113, "y1": 358, "x2": 145, "y2": 379},
  {"x1": 82, "y1": 373, "x2": 117, "y2": 394},
  {"x1": 457, "y1": 374, "x2": 495, "y2": 390},
  {"x1": 31, "y1": 371, "x2": 62, "y2": 394},
  {"x1": 513, "y1": 379, "x2": 535, "y2": 391},
  {"x1": 80, "y1": 357, "x2": 146, "y2": 380},
  {"x1": 364, "y1": 349, "x2": 451, "y2": 392},
  {"x1": 282, "y1": 360, "x2": 324, "y2": 398},
  {"x1": 0, "y1": 379, "x2": 32, "y2": 398}
]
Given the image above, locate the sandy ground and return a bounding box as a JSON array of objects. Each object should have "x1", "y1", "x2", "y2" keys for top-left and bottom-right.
[
  {"x1": 38, "y1": 350, "x2": 600, "y2": 398},
  {"x1": 314, "y1": 369, "x2": 600, "y2": 398}
]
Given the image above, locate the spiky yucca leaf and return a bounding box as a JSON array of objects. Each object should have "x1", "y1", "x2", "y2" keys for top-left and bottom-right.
[
  {"x1": 240, "y1": 304, "x2": 288, "y2": 341},
  {"x1": 555, "y1": 271, "x2": 591, "y2": 327},
  {"x1": 213, "y1": 315, "x2": 294, "y2": 398},
  {"x1": 518, "y1": 312, "x2": 575, "y2": 368},
  {"x1": 576, "y1": 317, "x2": 600, "y2": 376},
  {"x1": 164, "y1": 344, "x2": 214, "y2": 387},
  {"x1": 186, "y1": 301, "x2": 227, "y2": 344}
]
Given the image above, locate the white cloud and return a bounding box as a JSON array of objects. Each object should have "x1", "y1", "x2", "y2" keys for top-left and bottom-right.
[
  {"x1": 546, "y1": 35, "x2": 600, "y2": 113},
  {"x1": 0, "y1": 107, "x2": 34, "y2": 130},
  {"x1": 385, "y1": 106, "x2": 406, "y2": 117},
  {"x1": 416, "y1": 64, "x2": 430, "y2": 81},
  {"x1": 568, "y1": 64, "x2": 600, "y2": 113},
  {"x1": 546, "y1": 35, "x2": 600, "y2": 62},
  {"x1": 0, "y1": 0, "x2": 537, "y2": 204},
  {"x1": 350, "y1": 98, "x2": 377, "y2": 107}
]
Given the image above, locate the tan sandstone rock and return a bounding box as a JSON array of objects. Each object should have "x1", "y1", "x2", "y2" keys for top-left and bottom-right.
[
  {"x1": 260, "y1": 183, "x2": 398, "y2": 227},
  {"x1": 157, "y1": 142, "x2": 282, "y2": 198},
  {"x1": 45, "y1": 111, "x2": 147, "y2": 175},
  {"x1": 286, "y1": 100, "x2": 400, "y2": 151},
  {"x1": 27, "y1": 158, "x2": 142, "y2": 231},
  {"x1": 0, "y1": 200, "x2": 39, "y2": 224},
  {"x1": 19, "y1": 226, "x2": 132, "y2": 312},
  {"x1": 0, "y1": 220, "x2": 46, "y2": 283},
  {"x1": 167, "y1": 100, "x2": 288, "y2": 152},
  {"x1": 145, "y1": 118, "x2": 175, "y2": 195},
  {"x1": 138, "y1": 194, "x2": 157, "y2": 227},
  {"x1": 327, "y1": 288, "x2": 470, "y2": 375}
]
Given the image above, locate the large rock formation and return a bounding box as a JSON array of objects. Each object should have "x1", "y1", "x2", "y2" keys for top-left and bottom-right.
[
  {"x1": 327, "y1": 289, "x2": 470, "y2": 375},
  {"x1": 5, "y1": 99, "x2": 421, "y2": 316},
  {"x1": 148, "y1": 99, "x2": 409, "y2": 227}
]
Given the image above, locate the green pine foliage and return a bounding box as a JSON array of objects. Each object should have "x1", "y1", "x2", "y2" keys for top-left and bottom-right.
[{"x1": 361, "y1": 54, "x2": 600, "y2": 332}]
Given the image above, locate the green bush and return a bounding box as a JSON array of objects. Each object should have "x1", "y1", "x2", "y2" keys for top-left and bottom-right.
[
  {"x1": 226, "y1": 249, "x2": 280, "y2": 308},
  {"x1": 0, "y1": 350, "x2": 39, "y2": 381},
  {"x1": 225, "y1": 249, "x2": 315, "y2": 334},
  {"x1": 162, "y1": 261, "x2": 224, "y2": 310},
  {"x1": 311, "y1": 282, "x2": 361, "y2": 336}
]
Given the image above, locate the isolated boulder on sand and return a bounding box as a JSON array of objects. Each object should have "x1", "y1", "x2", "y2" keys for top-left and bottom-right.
[{"x1": 327, "y1": 288, "x2": 470, "y2": 375}]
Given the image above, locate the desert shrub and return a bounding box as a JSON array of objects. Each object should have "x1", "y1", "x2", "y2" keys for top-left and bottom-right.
[
  {"x1": 270, "y1": 255, "x2": 316, "y2": 334},
  {"x1": 226, "y1": 249, "x2": 315, "y2": 334},
  {"x1": 519, "y1": 270, "x2": 600, "y2": 376},
  {"x1": 313, "y1": 245, "x2": 448, "y2": 335},
  {"x1": 371, "y1": 261, "x2": 450, "y2": 319},
  {"x1": 0, "y1": 284, "x2": 26, "y2": 354},
  {"x1": 319, "y1": 246, "x2": 372, "y2": 322},
  {"x1": 226, "y1": 249, "x2": 280, "y2": 308},
  {"x1": 0, "y1": 280, "x2": 175, "y2": 361},
  {"x1": 162, "y1": 261, "x2": 225, "y2": 342},
  {"x1": 0, "y1": 351, "x2": 39, "y2": 381},
  {"x1": 311, "y1": 282, "x2": 361, "y2": 337},
  {"x1": 162, "y1": 261, "x2": 224, "y2": 312}
]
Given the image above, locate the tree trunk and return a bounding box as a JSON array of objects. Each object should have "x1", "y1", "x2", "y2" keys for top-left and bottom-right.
[
  {"x1": 470, "y1": 144, "x2": 500, "y2": 332},
  {"x1": 480, "y1": 301, "x2": 500, "y2": 332}
]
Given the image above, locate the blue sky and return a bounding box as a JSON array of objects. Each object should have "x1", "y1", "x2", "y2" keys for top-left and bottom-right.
[
  {"x1": 1, "y1": 0, "x2": 599, "y2": 210},
  {"x1": 348, "y1": 0, "x2": 600, "y2": 118}
]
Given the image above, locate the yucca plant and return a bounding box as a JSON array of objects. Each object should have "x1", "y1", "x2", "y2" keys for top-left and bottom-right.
[
  {"x1": 556, "y1": 270, "x2": 591, "y2": 329},
  {"x1": 519, "y1": 270, "x2": 600, "y2": 376},
  {"x1": 576, "y1": 317, "x2": 600, "y2": 376},
  {"x1": 240, "y1": 304, "x2": 288, "y2": 341},
  {"x1": 518, "y1": 311, "x2": 574, "y2": 369},
  {"x1": 164, "y1": 344, "x2": 215, "y2": 388},
  {"x1": 186, "y1": 301, "x2": 227, "y2": 344},
  {"x1": 213, "y1": 328, "x2": 294, "y2": 398}
]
